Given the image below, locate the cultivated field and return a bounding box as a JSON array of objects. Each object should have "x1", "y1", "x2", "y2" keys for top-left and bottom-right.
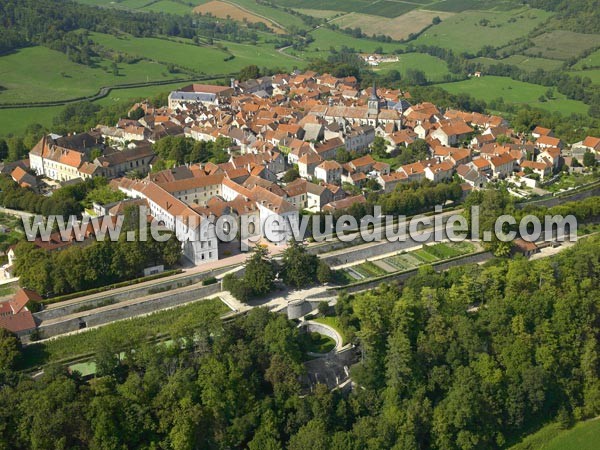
[
  {"x1": 474, "y1": 55, "x2": 564, "y2": 72},
  {"x1": 292, "y1": 8, "x2": 341, "y2": 19},
  {"x1": 373, "y1": 53, "x2": 451, "y2": 82},
  {"x1": 194, "y1": 1, "x2": 286, "y2": 34},
  {"x1": 425, "y1": 0, "x2": 517, "y2": 12},
  {"x1": 225, "y1": 0, "x2": 309, "y2": 30},
  {"x1": 90, "y1": 32, "x2": 299, "y2": 74},
  {"x1": 410, "y1": 8, "x2": 552, "y2": 54},
  {"x1": 438, "y1": 75, "x2": 589, "y2": 115},
  {"x1": 330, "y1": 10, "x2": 455, "y2": 41},
  {"x1": 0, "y1": 46, "x2": 176, "y2": 105},
  {"x1": 524, "y1": 30, "x2": 600, "y2": 61}
]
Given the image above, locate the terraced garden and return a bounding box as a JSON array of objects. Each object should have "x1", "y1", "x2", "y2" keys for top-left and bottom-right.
[{"x1": 340, "y1": 241, "x2": 478, "y2": 283}]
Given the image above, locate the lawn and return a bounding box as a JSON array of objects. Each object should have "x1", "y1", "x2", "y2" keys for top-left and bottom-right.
[
  {"x1": 410, "y1": 8, "x2": 552, "y2": 54},
  {"x1": 510, "y1": 419, "x2": 600, "y2": 450},
  {"x1": 313, "y1": 316, "x2": 348, "y2": 345},
  {"x1": 436, "y1": 76, "x2": 589, "y2": 115},
  {"x1": 412, "y1": 248, "x2": 440, "y2": 263},
  {"x1": 300, "y1": 331, "x2": 336, "y2": 354},
  {"x1": 474, "y1": 55, "x2": 564, "y2": 72},
  {"x1": 374, "y1": 53, "x2": 451, "y2": 82},
  {"x1": 524, "y1": 30, "x2": 600, "y2": 61},
  {"x1": 353, "y1": 261, "x2": 388, "y2": 277},
  {"x1": 19, "y1": 298, "x2": 228, "y2": 370},
  {"x1": 0, "y1": 46, "x2": 175, "y2": 105}
]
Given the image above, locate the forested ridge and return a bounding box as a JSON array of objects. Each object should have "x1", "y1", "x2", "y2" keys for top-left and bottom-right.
[{"x1": 1, "y1": 236, "x2": 599, "y2": 449}]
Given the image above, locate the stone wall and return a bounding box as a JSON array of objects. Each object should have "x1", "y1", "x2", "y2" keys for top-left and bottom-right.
[
  {"x1": 36, "y1": 283, "x2": 222, "y2": 339},
  {"x1": 35, "y1": 266, "x2": 230, "y2": 321}
]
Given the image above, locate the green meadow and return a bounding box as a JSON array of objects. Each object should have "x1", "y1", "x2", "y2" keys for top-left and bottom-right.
[
  {"x1": 0, "y1": 106, "x2": 63, "y2": 137},
  {"x1": 0, "y1": 46, "x2": 176, "y2": 104},
  {"x1": 438, "y1": 76, "x2": 589, "y2": 115},
  {"x1": 410, "y1": 8, "x2": 552, "y2": 54},
  {"x1": 569, "y1": 69, "x2": 600, "y2": 84},
  {"x1": 373, "y1": 53, "x2": 451, "y2": 82},
  {"x1": 474, "y1": 55, "x2": 564, "y2": 72},
  {"x1": 90, "y1": 32, "x2": 300, "y2": 74},
  {"x1": 524, "y1": 30, "x2": 600, "y2": 61},
  {"x1": 510, "y1": 419, "x2": 600, "y2": 450},
  {"x1": 573, "y1": 48, "x2": 600, "y2": 69}
]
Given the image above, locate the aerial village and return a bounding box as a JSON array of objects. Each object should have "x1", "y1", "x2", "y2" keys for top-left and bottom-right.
[{"x1": 1, "y1": 70, "x2": 600, "y2": 336}]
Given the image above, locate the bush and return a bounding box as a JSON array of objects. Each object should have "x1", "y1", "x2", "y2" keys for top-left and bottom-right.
[
  {"x1": 317, "y1": 261, "x2": 332, "y2": 284},
  {"x1": 202, "y1": 276, "x2": 217, "y2": 286}
]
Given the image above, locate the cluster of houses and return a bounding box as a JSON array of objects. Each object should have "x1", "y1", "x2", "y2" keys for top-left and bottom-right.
[{"x1": 1, "y1": 70, "x2": 598, "y2": 270}]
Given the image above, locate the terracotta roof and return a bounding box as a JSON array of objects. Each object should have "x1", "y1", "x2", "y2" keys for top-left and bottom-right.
[{"x1": 0, "y1": 309, "x2": 36, "y2": 334}]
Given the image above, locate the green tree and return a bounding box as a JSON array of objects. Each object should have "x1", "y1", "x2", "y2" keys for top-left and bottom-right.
[
  {"x1": 244, "y1": 245, "x2": 275, "y2": 297},
  {"x1": 317, "y1": 260, "x2": 332, "y2": 284},
  {"x1": 281, "y1": 240, "x2": 318, "y2": 288},
  {"x1": 583, "y1": 151, "x2": 596, "y2": 168}
]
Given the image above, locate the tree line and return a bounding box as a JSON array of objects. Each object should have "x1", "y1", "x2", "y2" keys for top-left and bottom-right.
[
  {"x1": 14, "y1": 217, "x2": 181, "y2": 297},
  {"x1": 0, "y1": 234, "x2": 599, "y2": 448}
]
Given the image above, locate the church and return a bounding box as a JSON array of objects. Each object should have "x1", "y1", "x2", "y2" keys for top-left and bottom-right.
[{"x1": 308, "y1": 83, "x2": 404, "y2": 130}]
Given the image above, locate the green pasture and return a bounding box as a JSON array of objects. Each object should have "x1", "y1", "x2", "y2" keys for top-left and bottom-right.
[
  {"x1": 437, "y1": 76, "x2": 589, "y2": 115},
  {"x1": 374, "y1": 53, "x2": 451, "y2": 82},
  {"x1": 410, "y1": 8, "x2": 552, "y2": 54},
  {"x1": 474, "y1": 55, "x2": 564, "y2": 72},
  {"x1": 0, "y1": 46, "x2": 176, "y2": 105},
  {"x1": 0, "y1": 106, "x2": 63, "y2": 137},
  {"x1": 524, "y1": 30, "x2": 600, "y2": 61},
  {"x1": 573, "y1": 48, "x2": 600, "y2": 70}
]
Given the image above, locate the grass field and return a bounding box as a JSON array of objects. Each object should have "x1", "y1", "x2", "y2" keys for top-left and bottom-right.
[
  {"x1": 90, "y1": 32, "x2": 300, "y2": 74},
  {"x1": 437, "y1": 76, "x2": 589, "y2": 115},
  {"x1": 573, "y1": 48, "x2": 600, "y2": 70},
  {"x1": 141, "y1": 0, "x2": 194, "y2": 15},
  {"x1": 427, "y1": 0, "x2": 516, "y2": 12},
  {"x1": 194, "y1": 1, "x2": 286, "y2": 33},
  {"x1": 524, "y1": 31, "x2": 600, "y2": 61},
  {"x1": 0, "y1": 46, "x2": 176, "y2": 105},
  {"x1": 0, "y1": 106, "x2": 64, "y2": 137},
  {"x1": 20, "y1": 298, "x2": 228, "y2": 370},
  {"x1": 410, "y1": 8, "x2": 552, "y2": 54},
  {"x1": 290, "y1": 27, "x2": 401, "y2": 59},
  {"x1": 374, "y1": 53, "x2": 451, "y2": 82},
  {"x1": 569, "y1": 69, "x2": 600, "y2": 85},
  {"x1": 226, "y1": 0, "x2": 309, "y2": 30},
  {"x1": 474, "y1": 55, "x2": 564, "y2": 72},
  {"x1": 292, "y1": 8, "x2": 341, "y2": 19},
  {"x1": 510, "y1": 419, "x2": 600, "y2": 450},
  {"x1": 330, "y1": 10, "x2": 455, "y2": 41}
]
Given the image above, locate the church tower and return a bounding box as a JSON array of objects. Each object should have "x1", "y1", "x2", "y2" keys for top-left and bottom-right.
[{"x1": 367, "y1": 81, "x2": 380, "y2": 117}]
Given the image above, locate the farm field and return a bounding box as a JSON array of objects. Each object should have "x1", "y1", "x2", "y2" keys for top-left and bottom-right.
[
  {"x1": 292, "y1": 8, "x2": 341, "y2": 19},
  {"x1": 140, "y1": 0, "x2": 194, "y2": 15},
  {"x1": 373, "y1": 53, "x2": 451, "y2": 82},
  {"x1": 410, "y1": 8, "x2": 552, "y2": 54},
  {"x1": 573, "y1": 48, "x2": 600, "y2": 70},
  {"x1": 225, "y1": 0, "x2": 309, "y2": 30},
  {"x1": 0, "y1": 106, "x2": 64, "y2": 137},
  {"x1": 524, "y1": 30, "x2": 600, "y2": 61},
  {"x1": 289, "y1": 27, "x2": 402, "y2": 59},
  {"x1": 330, "y1": 10, "x2": 455, "y2": 41},
  {"x1": 426, "y1": 0, "x2": 517, "y2": 12},
  {"x1": 0, "y1": 46, "x2": 176, "y2": 105},
  {"x1": 194, "y1": 1, "x2": 286, "y2": 34},
  {"x1": 474, "y1": 55, "x2": 564, "y2": 72},
  {"x1": 510, "y1": 419, "x2": 600, "y2": 450},
  {"x1": 569, "y1": 69, "x2": 600, "y2": 85},
  {"x1": 438, "y1": 76, "x2": 589, "y2": 115},
  {"x1": 90, "y1": 32, "x2": 299, "y2": 74}
]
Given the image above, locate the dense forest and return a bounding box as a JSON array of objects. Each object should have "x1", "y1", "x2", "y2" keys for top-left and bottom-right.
[{"x1": 1, "y1": 235, "x2": 599, "y2": 448}]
